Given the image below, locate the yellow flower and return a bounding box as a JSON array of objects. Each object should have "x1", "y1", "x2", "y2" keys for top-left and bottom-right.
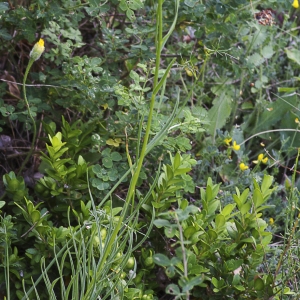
[
  {"x1": 30, "y1": 38, "x2": 45, "y2": 61},
  {"x1": 293, "y1": 0, "x2": 299, "y2": 8},
  {"x1": 224, "y1": 137, "x2": 232, "y2": 146},
  {"x1": 269, "y1": 218, "x2": 274, "y2": 225},
  {"x1": 295, "y1": 118, "x2": 299, "y2": 124},
  {"x1": 253, "y1": 153, "x2": 268, "y2": 164},
  {"x1": 232, "y1": 141, "x2": 240, "y2": 151},
  {"x1": 258, "y1": 153, "x2": 264, "y2": 162},
  {"x1": 239, "y1": 163, "x2": 249, "y2": 171}
]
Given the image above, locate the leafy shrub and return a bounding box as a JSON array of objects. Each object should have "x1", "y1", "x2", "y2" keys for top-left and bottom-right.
[{"x1": 1, "y1": 0, "x2": 300, "y2": 299}]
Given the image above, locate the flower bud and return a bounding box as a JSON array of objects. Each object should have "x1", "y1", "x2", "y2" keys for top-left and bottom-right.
[{"x1": 29, "y1": 38, "x2": 45, "y2": 61}]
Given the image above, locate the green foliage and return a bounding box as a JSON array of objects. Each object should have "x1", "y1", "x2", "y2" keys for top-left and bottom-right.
[
  {"x1": 153, "y1": 175, "x2": 278, "y2": 299},
  {"x1": 1, "y1": 0, "x2": 300, "y2": 299},
  {"x1": 3, "y1": 171, "x2": 28, "y2": 202},
  {"x1": 143, "y1": 152, "x2": 197, "y2": 214}
]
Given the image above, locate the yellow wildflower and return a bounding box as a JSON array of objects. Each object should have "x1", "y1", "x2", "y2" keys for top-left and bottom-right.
[
  {"x1": 224, "y1": 137, "x2": 232, "y2": 146},
  {"x1": 295, "y1": 118, "x2": 299, "y2": 124},
  {"x1": 232, "y1": 141, "x2": 240, "y2": 151},
  {"x1": 269, "y1": 218, "x2": 274, "y2": 225},
  {"x1": 293, "y1": 0, "x2": 299, "y2": 8},
  {"x1": 30, "y1": 38, "x2": 45, "y2": 61},
  {"x1": 253, "y1": 153, "x2": 268, "y2": 164},
  {"x1": 239, "y1": 163, "x2": 249, "y2": 171}
]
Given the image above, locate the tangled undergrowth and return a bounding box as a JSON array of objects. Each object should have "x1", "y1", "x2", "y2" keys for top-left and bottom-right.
[{"x1": 1, "y1": 0, "x2": 300, "y2": 299}]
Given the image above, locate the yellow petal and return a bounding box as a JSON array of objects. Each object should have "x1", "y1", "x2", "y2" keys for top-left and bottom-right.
[
  {"x1": 257, "y1": 153, "x2": 264, "y2": 161},
  {"x1": 292, "y1": 0, "x2": 299, "y2": 8},
  {"x1": 224, "y1": 138, "x2": 232, "y2": 146},
  {"x1": 239, "y1": 163, "x2": 249, "y2": 171},
  {"x1": 232, "y1": 141, "x2": 240, "y2": 151}
]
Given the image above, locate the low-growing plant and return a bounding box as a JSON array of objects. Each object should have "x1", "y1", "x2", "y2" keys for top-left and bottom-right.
[
  {"x1": 152, "y1": 175, "x2": 296, "y2": 299},
  {"x1": 1, "y1": 0, "x2": 300, "y2": 299}
]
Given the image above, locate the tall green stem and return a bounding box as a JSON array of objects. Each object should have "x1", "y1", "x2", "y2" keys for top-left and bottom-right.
[
  {"x1": 18, "y1": 58, "x2": 37, "y2": 176},
  {"x1": 86, "y1": 0, "x2": 175, "y2": 292}
]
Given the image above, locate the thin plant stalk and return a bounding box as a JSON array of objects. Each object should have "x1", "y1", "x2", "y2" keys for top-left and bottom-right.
[
  {"x1": 273, "y1": 149, "x2": 300, "y2": 291},
  {"x1": 86, "y1": 0, "x2": 179, "y2": 285},
  {"x1": 18, "y1": 59, "x2": 38, "y2": 175},
  {"x1": 3, "y1": 217, "x2": 11, "y2": 300}
]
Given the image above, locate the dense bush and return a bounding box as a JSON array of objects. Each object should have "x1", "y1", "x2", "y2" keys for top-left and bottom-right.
[{"x1": 1, "y1": 0, "x2": 300, "y2": 299}]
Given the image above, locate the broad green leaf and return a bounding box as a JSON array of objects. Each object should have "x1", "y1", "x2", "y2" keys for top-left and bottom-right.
[
  {"x1": 227, "y1": 222, "x2": 238, "y2": 239},
  {"x1": 166, "y1": 284, "x2": 180, "y2": 295},
  {"x1": 234, "y1": 285, "x2": 245, "y2": 291},
  {"x1": 207, "y1": 93, "x2": 232, "y2": 137},
  {"x1": 240, "y1": 237, "x2": 256, "y2": 245},
  {"x1": 262, "y1": 234, "x2": 272, "y2": 246},
  {"x1": 285, "y1": 48, "x2": 300, "y2": 66},
  {"x1": 95, "y1": 181, "x2": 109, "y2": 190},
  {"x1": 253, "y1": 188, "x2": 264, "y2": 207},
  {"x1": 207, "y1": 229, "x2": 218, "y2": 240},
  {"x1": 182, "y1": 275, "x2": 204, "y2": 292},
  {"x1": 255, "y1": 93, "x2": 298, "y2": 131},
  {"x1": 126, "y1": 8, "x2": 135, "y2": 20},
  {"x1": 165, "y1": 226, "x2": 177, "y2": 238},
  {"x1": 111, "y1": 152, "x2": 122, "y2": 161},
  {"x1": 184, "y1": 226, "x2": 197, "y2": 239},
  {"x1": 207, "y1": 200, "x2": 220, "y2": 215},
  {"x1": 0, "y1": 2, "x2": 9, "y2": 12},
  {"x1": 53, "y1": 147, "x2": 69, "y2": 160},
  {"x1": 240, "y1": 202, "x2": 251, "y2": 216},
  {"x1": 215, "y1": 214, "x2": 225, "y2": 229},
  {"x1": 225, "y1": 259, "x2": 243, "y2": 272},
  {"x1": 173, "y1": 152, "x2": 181, "y2": 169},
  {"x1": 27, "y1": 202, "x2": 34, "y2": 215},
  {"x1": 234, "y1": 219, "x2": 244, "y2": 234},
  {"x1": 102, "y1": 157, "x2": 113, "y2": 168},
  {"x1": 127, "y1": 0, "x2": 143, "y2": 10},
  {"x1": 153, "y1": 219, "x2": 171, "y2": 228},
  {"x1": 233, "y1": 194, "x2": 242, "y2": 208},
  {"x1": 206, "y1": 185, "x2": 213, "y2": 202},
  {"x1": 184, "y1": 0, "x2": 202, "y2": 8},
  {"x1": 184, "y1": 205, "x2": 199, "y2": 215},
  {"x1": 240, "y1": 188, "x2": 249, "y2": 204},
  {"x1": 222, "y1": 204, "x2": 235, "y2": 216},
  {"x1": 211, "y1": 277, "x2": 219, "y2": 288},
  {"x1": 261, "y1": 175, "x2": 273, "y2": 194},
  {"x1": 232, "y1": 274, "x2": 241, "y2": 285},
  {"x1": 284, "y1": 287, "x2": 296, "y2": 295},
  {"x1": 254, "y1": 277, "x2": 265, "y2": 291},
  {"x1": 119, "y1": 0, "x2": 128, "y2": 11},
  {"x1": 153, "y1": 254, "x2": 171, "y2": 266},
  {"x1": 31, "y1": 210, "x2": 40, "y2": 223},
  {"x1": 0, "y1": 29, "x2": 12, "y2": 40},
  {"x1": 261, "y1": 45, "x2": 274, "y2": 59},
  {"x1": 129, "y1": 70, "x2": 140, "y2": 83}
]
